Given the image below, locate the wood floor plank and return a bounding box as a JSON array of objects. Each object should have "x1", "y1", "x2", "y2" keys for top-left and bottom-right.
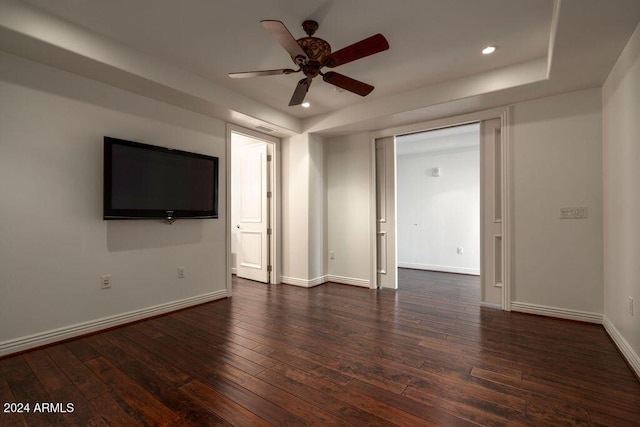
[
  {"x1": 22, "y1": 351, "x2": 71, "y2": 393},
  {"x1": 119, "y1": 325, "x2": 308, "y2": 425},
  {"x1": 407, "y1": 373, "x2": 527, "y2": 421},
  {"x1": 347, "y1": 378, "x2": 477, "y2": 427},
  {"x1": 85, "y1": 356, "x2": 181, "y2": 425},
  {"x1": 0, "y1": 367, "x2": 28, "y2": 427},
  {"x1": 468, "y1": 367, "x2": 592, "y2": 423},
  {"x1": 102, "y1": 330, "x2": 192, "y2": 388},
  {"x1": 86, "y1": 391, "x2": 143, "y2": 427},
  {"x1": 44, "y1": 345, "x2": 109, "y2": 401},
  {"x1": 151, "y1": 315, "x2": 266, "y2": 376},
  {"x1": 320, "y1": 380, "x2": 441, "y2": 427},
  {"x1": 1, "y1": 269, "x2": 638, "y2": 426},
  {"x1": 256, "y1": 366, "x2": 394, "y2": 426},
  {"x1": 64, "y1": 339, "x2": 101, "y2": 362},
  {"x1": 120, "y1": 360, "x2": 230, "y2": 426},
  {"x1": 198, "y1": 371, "x2": 308, "y2": 426},
  {"x1": 403, "y1": 384, "x2": 528, "y2": 427},
  {"x1": 1, "y1": 355, "x2": 64, "y2": 426},
  {"x1": 46, "y1": 385, "x2": 108, "y2": 427},
  {"x1": 520, "y1": 372, "x2": 640, "y2": 423},
  {"x1": 251, "y1": 343, "x2": 354, "y2": 386},
  {"x1": 23, "y1": 350, "x2": 107, "y2": 426},
  {"x1": 209, "y1": 364, "x2": 348, "y2": 426},
  {"x1": 179, "y1": 380, "x2": 270, "y2": 426},
  {"x1": 84, "y1": 333, "x2": 136, "y2": 367}
]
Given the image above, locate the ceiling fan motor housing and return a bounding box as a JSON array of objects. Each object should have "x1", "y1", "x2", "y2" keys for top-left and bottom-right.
[{"x1": 296, "y1": 37, "x2": 331, "y2": 77}]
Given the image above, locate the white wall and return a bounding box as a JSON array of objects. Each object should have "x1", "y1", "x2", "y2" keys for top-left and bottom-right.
[
  {"x1": 281, "y1": 132, "x2": 326, "y2": 286},
  {"x1": 326, "y1": 133, "x2": 372, "y2": 286},
  {"x1": 512, "y1": 88, "x2": 603, "y2": 314},
  {"x1": 603, "y1": 21, "x2": 640, "y2": 374},
  {"x1": 0, "y1": 52, "x2": 228, "y2": 354},
  {"x1": 396, "y1": 141, "x2": 480, "y2": 275},
  {"x1": 325, "y1": 89, "x2": 604, "y2": 316},
  {"x1": 308, "y1": 133, "x2": 326, "y2": 282},
  {"x1": 281, "y1": 134, "x2": 308, "y2": 283}
]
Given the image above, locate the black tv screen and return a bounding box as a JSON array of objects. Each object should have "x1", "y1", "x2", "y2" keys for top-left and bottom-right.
[{"x1": 104, "y1": 137, "x2": 219, "y2": 220}]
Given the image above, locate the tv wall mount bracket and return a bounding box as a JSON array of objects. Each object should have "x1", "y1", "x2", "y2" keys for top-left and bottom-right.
[{"x1": 164, "y1": 211, "x2": 176, "y2": 225}]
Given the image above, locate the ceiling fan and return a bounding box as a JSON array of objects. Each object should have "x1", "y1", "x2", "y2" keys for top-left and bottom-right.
[{"x1": 229, "y1": 20, "x2": 389, "y2": 106}]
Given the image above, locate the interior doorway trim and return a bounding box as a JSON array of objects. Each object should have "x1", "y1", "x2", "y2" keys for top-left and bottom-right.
[
  {"x1": 226, "y1": 123, "x2": 281, "y2": 296},
  {"x1": 370, "y1": 106, "x2": 512, "y2": 310}
]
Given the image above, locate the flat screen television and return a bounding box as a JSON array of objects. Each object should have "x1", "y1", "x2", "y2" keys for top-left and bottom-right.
[{"x1": 103, "y1": 136, "x2": 219, "y2": 220}]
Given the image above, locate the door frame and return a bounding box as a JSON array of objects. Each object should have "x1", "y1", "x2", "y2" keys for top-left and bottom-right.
[
  {"x1": 369, "y1": 106, "x2": 512, "y2": 310},
  {"x1": 226, "y1": 124, "x2": 281, "y2": 296},
  {"x1": 375, "y1": 136, "x2": 398, "y2": 289}
]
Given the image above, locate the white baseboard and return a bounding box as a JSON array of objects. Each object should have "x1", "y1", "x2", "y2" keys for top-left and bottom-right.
[
  {"x1": 481, "y1": 301, "x2": 502, "y2": 310},
  {"x1": 510, "y1": 301, "x2": 603, "y2": 324},
  {"x1": 327, "y1": 275, "x2": 370, "y2": 288},
  {"x1": 603, "y1": 316, "x2": 640, "y2": 379},
  {"x1": 281, "y1": 275, "x2": 327, "y2": 288},
  {"x1": 231, "y1": 267, "x2": 237, "y2": 275},
  {"x1": 0, "y1": 290, "x2": 228, "y2": 357},
  {"x1": 398, "y1": 262, "x2": 480, "y2": 276},
  {"x1": 281, "y1": 274, "x2": 370, "y2": 288}
]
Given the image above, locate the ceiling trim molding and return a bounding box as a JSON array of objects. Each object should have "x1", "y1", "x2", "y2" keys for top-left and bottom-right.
[
  {"x1": 303, "y1": 58, "x2": 547, "y2": 135},
  {"x1": 546, "y1": 0, "x2": 562, "y2": 78},
  {"x1": 370, "y1": 106, "x2": 509, "y2": 140},
  {"x1": 0, "y1": 0, "x2": 302, "y2": 136}
]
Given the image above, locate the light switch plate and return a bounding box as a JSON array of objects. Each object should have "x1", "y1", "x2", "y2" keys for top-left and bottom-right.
[{"x1": 560, "y1": 207, "x2": 588, "y2": 219}]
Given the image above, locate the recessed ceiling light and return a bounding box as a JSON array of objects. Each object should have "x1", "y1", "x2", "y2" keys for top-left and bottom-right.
[
  {"x1": 301, "y1": 102, "x2": 310, "y2": 108},
  {"x1": 482, "y1": 46, "x2": 496, "y2": 55}
]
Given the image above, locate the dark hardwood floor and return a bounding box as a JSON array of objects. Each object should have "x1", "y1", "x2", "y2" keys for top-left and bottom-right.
[{"x1": 2, "y1": 269, "x2": 639, "y2": 426}]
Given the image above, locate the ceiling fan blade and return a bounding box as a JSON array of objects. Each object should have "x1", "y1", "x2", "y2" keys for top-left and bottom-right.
[
  {"x1": 261, "y1": 20, "x2": 307, "y2": 61},
  {"x1": 229, "y1": 68, "x2": 298, "y2": 78},
  {"x1": 325, "y1": 34, "x2": 389, "y2": 68},
  {"x1": 289, "y1": 77, "x2": 312, "y2": 106},
  {"x1": 323, "y1": 71, "x2": 374, "y2": 96}
]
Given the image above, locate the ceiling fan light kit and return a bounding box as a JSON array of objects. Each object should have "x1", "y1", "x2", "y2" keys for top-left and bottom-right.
[
  {"x1": 229, "y1": 20, "x2": 389, "y2": 106},
  {"x1": 482, "y1": 45, "x2": 497, "y2": 55}
]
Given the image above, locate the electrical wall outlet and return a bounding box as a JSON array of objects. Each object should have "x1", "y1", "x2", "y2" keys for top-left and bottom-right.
[
  {"x1": 330, "y1": 251, "x2": 335, "y2": 260},
  {"x1": 457, "y1": 247, "x2": 464, "y2": 255},
  {"x1": 178, "y1": 267, "x2": 185, "y2": 279},
  {"x1": 100, "y1": 275, "x2": 111, "y2": 289},
  {"x1": 560, "y1": 207, "x2": 588, "y2": 219}
]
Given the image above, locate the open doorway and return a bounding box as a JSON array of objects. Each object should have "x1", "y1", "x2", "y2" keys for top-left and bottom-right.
[
  {"x1": 228, "y1": 125, "x2": 280, "y2": 287},
  {"x1": 374, "y1": 110, "x2": 509, "y2": 309},
  {"x1": 395, "y1": 123, "x2": 481, "y2": 277}
]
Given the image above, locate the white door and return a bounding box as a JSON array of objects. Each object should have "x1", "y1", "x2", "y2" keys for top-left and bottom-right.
[
  {"x1": 376, "y1": 136, "x2": 397, "y2": 289},
  {"x1": 480, "y1": 118, "x2": 503, "y2": 304},
  {"x1": 236, "y1": 142, "x2": 269, "y2": 283}
]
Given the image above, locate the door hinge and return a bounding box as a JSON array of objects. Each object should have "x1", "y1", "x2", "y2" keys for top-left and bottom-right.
[
  {"x1": 267, "y1": 191, "x2": 272, "y2": 198},
  {"x1": 267, "y1": 265, "x2": 272, "y2": 272},
  {"x1": 267, "y1": 228, "x2": 272, "y2": 235},
  {"x1": 267, "y1": 154, "x2": 272, "y2": 161}
]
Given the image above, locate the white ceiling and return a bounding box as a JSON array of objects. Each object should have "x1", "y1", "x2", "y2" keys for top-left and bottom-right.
[
  {"x1": 18, "y1": 0, "x2": 554, "y2": 118},
  {"x1": 2, "y1": 0, "x2": 640, "y2": 136}
]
